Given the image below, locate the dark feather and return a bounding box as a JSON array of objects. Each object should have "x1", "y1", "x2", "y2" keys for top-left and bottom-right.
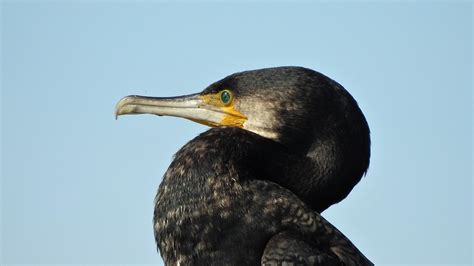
[{"x1": 154, "y1": 128, "x2": 372, "y2": 265}]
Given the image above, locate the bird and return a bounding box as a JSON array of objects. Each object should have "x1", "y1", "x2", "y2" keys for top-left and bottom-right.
[{"x1": 116, "y1": 66, "x2": 372, "y2": 265}]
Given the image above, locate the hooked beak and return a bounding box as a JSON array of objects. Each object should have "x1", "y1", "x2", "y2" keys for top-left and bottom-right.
[{"x1": 115, "y1": 93, "x2": 245, "y2": 127}]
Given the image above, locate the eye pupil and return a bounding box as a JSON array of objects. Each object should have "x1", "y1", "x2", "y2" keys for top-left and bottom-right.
[{"x1": 221, "y1": 90, "x2": 231, "y2": 104}]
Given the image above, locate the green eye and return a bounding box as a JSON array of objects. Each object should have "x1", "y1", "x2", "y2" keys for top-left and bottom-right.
[{"x1": 220, "y1": 90, "x2": 232, "y2": 105}]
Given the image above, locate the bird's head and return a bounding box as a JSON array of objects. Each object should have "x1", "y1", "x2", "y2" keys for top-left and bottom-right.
[
  {"x1": 116, "y1": 66, "x2": 370, "y2": 210},
  {"x1": 116, "y1": 66, "x2": 369, "y2": 157}
]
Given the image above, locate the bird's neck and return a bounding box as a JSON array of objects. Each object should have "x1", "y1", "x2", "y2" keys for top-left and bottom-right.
[
  {"x1": 269, "y1": 141, "x2": 352, "y2": 212},
  {"x1": 154, "y1": 128, "x2": 278, "y2": 265},
  {"x1": 259, "y1": 125, "x2": 369, "y2": 212}
]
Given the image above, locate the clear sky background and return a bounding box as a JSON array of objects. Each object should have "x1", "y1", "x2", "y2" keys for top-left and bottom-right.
[{"x1": 1, "y1": 1, "x2": 472, "y2": 265}]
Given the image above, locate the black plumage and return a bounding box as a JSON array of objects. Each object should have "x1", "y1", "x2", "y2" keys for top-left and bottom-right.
[
  {"x1": 154, "y1": 128, "x2": 371, "y2": 265},
  {"x1": 116, "y1": 66, "x2": 372, "y2": 265}
]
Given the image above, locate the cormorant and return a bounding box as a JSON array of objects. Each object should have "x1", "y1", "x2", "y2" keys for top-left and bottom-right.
[{"x1": 116, "y1": 66, "x2": 372, "y2": 265}]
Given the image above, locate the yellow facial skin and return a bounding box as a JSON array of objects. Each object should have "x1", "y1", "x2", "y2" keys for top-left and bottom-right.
[{"x1": 198, "y1": 90, "x2": 247, "y2": 128}]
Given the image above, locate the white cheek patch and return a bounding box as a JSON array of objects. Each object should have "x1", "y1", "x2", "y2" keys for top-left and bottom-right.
[
  {"x1": 238, "y1": 97, "x2": 280, "y2": 141},
  {"x1": 244, "y1": 123, "x2": 280, "y2": 141}
]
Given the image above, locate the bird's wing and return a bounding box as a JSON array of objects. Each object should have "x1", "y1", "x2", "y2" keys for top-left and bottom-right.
[
  {"x1": 262, "y1": 231, "x2": 341, "y2": 265},
  {"x1": 248, "y1": 180, "x2": 373, "y2": 266}
]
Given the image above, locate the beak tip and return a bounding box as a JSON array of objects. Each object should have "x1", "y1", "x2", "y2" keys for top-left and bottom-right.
[
  {"x1": 115, "y1": 96, "x2": 130, "y2": 120},
  {"x1": 115, "y1": 108, "x2": 124, "y2": 120},
  {"x1": 115, "y1": 108, "x2": 120, "y2": 120}
]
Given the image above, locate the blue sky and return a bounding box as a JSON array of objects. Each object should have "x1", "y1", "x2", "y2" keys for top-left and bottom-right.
[{"x1": 1, "y1": 2, "x2": 472, "y2": 265}]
